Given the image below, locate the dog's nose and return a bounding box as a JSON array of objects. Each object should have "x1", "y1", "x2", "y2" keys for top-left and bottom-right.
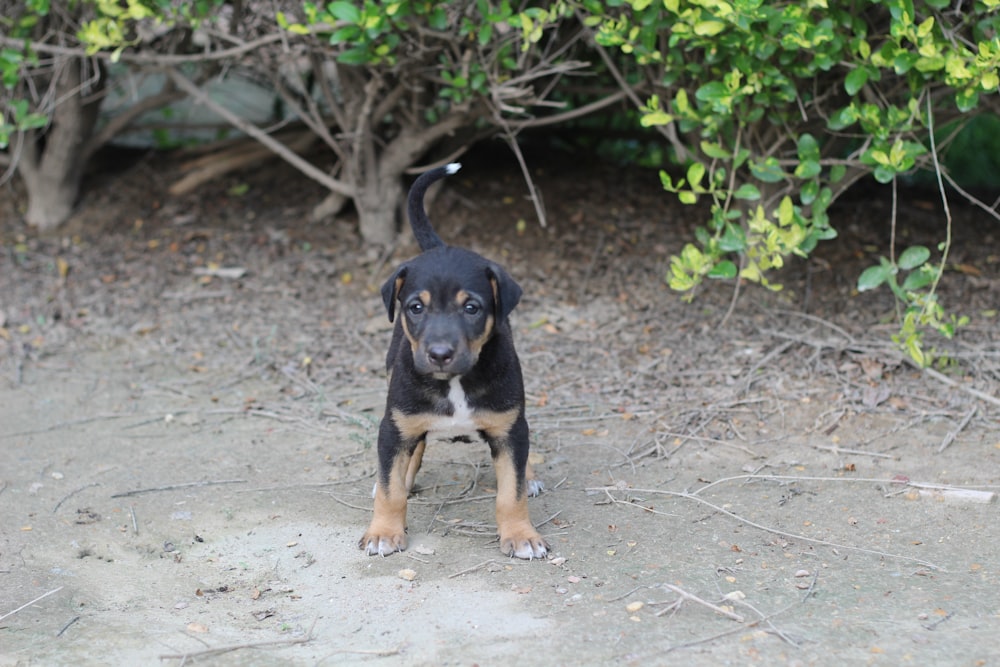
[{"x1": 427, "y1": 344, "x2": 455, "y2": 367}]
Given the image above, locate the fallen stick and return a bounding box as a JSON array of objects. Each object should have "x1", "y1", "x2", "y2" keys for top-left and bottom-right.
[
  {"x1": 159, "y1": 618, "x2": 316, "y2": 661},
  {"x1": 448, "y1": 560, "x2": 498, "y2": 579},
  {"x1": 915, "y1": 363, "x2": 1000, "y2": 408},
  {"x1": 589, "y1": 483, "x2": 945, "y2": 571},
  {"x1": 938, "y1": 405, "x2": 977, "y2": 453},
  {"x1": 111, "y1": 479, "x2": 247, "y2": 498},
  {"x1": 53, "y1": 482, "x2": 101, "y2": 513},
  {"x1": 909, "y1": 481, "x2": 996, "y2": 504},
  {"x1": 660, "y1": 584, "x2": 745, "y2": 622},
  {"x1": 0, "y1": 587, "x2": 64, "y2": 623}
]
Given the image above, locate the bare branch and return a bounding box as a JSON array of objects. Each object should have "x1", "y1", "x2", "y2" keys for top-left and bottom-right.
[{"x1": 164, "y1": 65, "x2": 353, "y2": 198}]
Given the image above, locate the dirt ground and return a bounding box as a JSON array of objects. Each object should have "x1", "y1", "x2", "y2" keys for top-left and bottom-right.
[{"x1": 1, "y1": 148, "x2": 999, "y2": 666}]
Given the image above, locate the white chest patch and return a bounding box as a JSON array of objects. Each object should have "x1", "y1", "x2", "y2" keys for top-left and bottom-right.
[{"x1": 427, "y1": 377, "x2": 479, "y2": 442}]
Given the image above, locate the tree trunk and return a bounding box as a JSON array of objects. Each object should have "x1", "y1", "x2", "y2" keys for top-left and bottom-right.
[
  {"x1": 356, "y1": 176, "x2": 404, "y2": 245},
  {"x1": 352, "y1": 114, "x2": 471, "y2": 245},
  {"x1": 19, "y1": 59, "x2": 104, "y2": 232}
]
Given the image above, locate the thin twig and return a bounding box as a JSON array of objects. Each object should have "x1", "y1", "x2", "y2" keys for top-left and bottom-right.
[
  {"x1": 605, "y1": 585, "x2": 647, "y2": 603},
  {"x1": 660, "y1": 584, "x2": 744, "y2": 622},
  {"x1": 111, "y1": 479, "x2": 247, "y2": 498},
  {"x1": 53, "y1": 482, "x2": 101, "y2": 513},
  {"x1": 0, "y1": 587, "x2": 64, "y2": 623},
  {"x1": 56, "y1": 616, "x2": 80, "y2": 638},
  {"x1": 320, "y1": 645, "x2": 404, "y2": 658},
  {"x1": 910, "y1": 362, "x2": 1000, "y2": 408},
  {"x1": 938, "y1": 405, "x2": 977, "y2": 453},
  {"x1": 159, "y1": 618, "x2": 317, "y2": 661},
  {"x1": 589, "y1": 483, "x2": 944, "y2": 570},
  {"x1": 448, "y1": 559, "x2": 498, "y2": 578},
  {"x1": 1, "y1": 413, "x2": 134, "y2": 438},
  {"x1": 811, "y1": 444, "x2": 897, "y2": 459}
]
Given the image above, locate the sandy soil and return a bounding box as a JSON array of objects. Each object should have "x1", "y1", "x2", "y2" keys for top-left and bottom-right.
[{"x1": 1, "y1": 150, "x2": 999, "y2": 666}]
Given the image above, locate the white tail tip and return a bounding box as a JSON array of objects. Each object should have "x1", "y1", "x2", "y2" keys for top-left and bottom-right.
[{"x1": 445, "y1": 162, "x2": 462, "y2": 174}]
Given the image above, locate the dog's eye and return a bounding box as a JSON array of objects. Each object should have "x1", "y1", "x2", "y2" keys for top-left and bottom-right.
[
  {"x1": 463, "y1": 301, "x2": 481, "y2": 315},
  {"x1": 408, "y1": 301, "x2": 425, "y2": 315}
]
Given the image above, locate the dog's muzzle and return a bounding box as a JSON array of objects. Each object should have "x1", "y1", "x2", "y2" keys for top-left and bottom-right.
[{"x1": 414, "y1": 340, "x2": 474, "y2": 377}]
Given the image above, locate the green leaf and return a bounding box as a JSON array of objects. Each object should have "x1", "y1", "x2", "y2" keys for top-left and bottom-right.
[
  {"x1": 428, "y1": 7, "x2": 449, "y2": 30},
  {"x1": 898, "y1": 245, "x2": 930, "y2": 270},
  {"x1": 777, "y1": 196, "x2": 794, "y2": 226},
  {"x1": 797, "y1": 133, "x2": 820, "y2": 160},
  {"x1": 327, "y1": 1, "x2": 361, "y2": 23},
  {"x1": 337, "y1": 46, "x2": 372, "y2": 65},
  {"x1": 708, "y1": 260, "x2": 738, "y2": 279},
  {"x1": 873, "y1": 165, "x2": 895, "y2": 183},
  {"x1": 955, "y1": 88, "x2": 979, "y2": 112},
  {"x1": 858, "y1": 264, "x2": 890, "y2": 291},
  {"x1": 845, "y1": 67, "x2": 869, "y2": 95},
  {"x1": 901, "y1": 269, "x2": 934, "y2": 291},
  {"x1": 641, "y1": 110, "x2": 673, "y2": 126},
  {"x1": 695, "y1": 81, "x2": 728, "y2": 103},
  {"x1": 733, "y1": 183, "x2": 760, "y2": 200},
  {"x1": 700, "y1": 141, "x2": 730, "y2": 159},
  {"x1": 678, "y1": 190, "x2": 698, "y2": 204},
  {"x1": 718, "y1": 224, "x2": 746, "y2": 252},
  {"x1": 686, "y1": 162, "x2": 705, "y2": 188},
  {"x1": 799, "y1": 180, "x2": 819, "y2": 205},
  {"x1": 794, "y1": 159, "x2": 821, "y2": 179},
  {"x1": 693, "y1": 20, "x2": 726, "y2": 36},
  {"x1": 748, "y1": 157, "x2": 785, "y2": 183},
  {"x1": 478, "y1": 23, "x2": 493, "y2": 46}
]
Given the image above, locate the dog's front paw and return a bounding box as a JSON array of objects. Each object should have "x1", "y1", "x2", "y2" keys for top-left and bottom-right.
[
  {"x1": 359, "y1": 528, "x2": 407, "y2": 556},
  {"x1": 499, "y1": 524, "x2": 549, "y2": 560}
]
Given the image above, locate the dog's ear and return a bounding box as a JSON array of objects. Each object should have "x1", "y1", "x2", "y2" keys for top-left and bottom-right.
[
  {"x1": 381, "y1": 266, "x2": 408, "y2": 322},
  {"x1": 486, "y1": 264, "x2": 522, "y2": 322}
]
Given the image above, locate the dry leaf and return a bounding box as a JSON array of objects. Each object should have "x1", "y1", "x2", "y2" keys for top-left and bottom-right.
[{"x1": 398, "y1": 568, "x2": 417, "y2": 581}]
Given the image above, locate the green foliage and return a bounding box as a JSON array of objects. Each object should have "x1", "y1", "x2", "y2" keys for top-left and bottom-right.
[
  {"x1": 1, "y1": 0, "x2": 223, "y2": 148},
  {"x1": 579, "y1": 0, "x2": 1000, "y2": 364},
  {"x1": 858, "y1": 245, "x2": 969, "y2": 366},
  {"x1": 279, "y1": 0, "x2": 531, "y2": 107},
  {"x1": 0, "y1": 0, "x2": 51, "y2": 148},
  {"x1": 76, "y1": 1, "x2": 224, "y2": 58}
]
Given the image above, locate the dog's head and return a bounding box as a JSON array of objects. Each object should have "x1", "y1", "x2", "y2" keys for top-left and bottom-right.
[{"x1": 381, "y1": 247, "x2": 521, "y2": 378}]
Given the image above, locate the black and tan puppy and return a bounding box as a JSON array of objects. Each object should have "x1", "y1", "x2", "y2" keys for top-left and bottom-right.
[{"x1": 360, "y1": 163, "x2": 548, "y2": 560}]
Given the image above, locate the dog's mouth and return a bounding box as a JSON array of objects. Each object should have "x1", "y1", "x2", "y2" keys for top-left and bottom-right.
[{"x1": 413, "y1": 342, "x2": 476, "y2": 379}]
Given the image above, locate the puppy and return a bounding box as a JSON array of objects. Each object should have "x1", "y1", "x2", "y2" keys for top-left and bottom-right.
[{"x1": 359, "y1": 163, "x2": 548, "y2": 560}]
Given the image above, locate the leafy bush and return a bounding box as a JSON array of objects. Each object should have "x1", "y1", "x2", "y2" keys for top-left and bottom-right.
[{"x1": 577, "y1": 0, "x2": 1000, "y2": 364}]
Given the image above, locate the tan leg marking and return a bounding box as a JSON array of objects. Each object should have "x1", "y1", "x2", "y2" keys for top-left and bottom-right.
[
  {"x1": 360, "y1": 452, "x2": 411, "y2": 556},
  {"x1": 391, "y1": 409, "x2": 434, "y2": 441},
  {"x1": 404, "y1": 439, "x2": 426, "y2": 493},
  {"x1": 493, "y1": 452, "x2": 548, "y2": 559},
  {"x1": 473, "y1": 407, "x2": 518, "y2": 440}
]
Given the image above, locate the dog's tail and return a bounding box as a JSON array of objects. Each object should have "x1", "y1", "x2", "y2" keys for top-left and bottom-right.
[{"x1": 408, "y1": 162, "x2": 461, "y2": 251}]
